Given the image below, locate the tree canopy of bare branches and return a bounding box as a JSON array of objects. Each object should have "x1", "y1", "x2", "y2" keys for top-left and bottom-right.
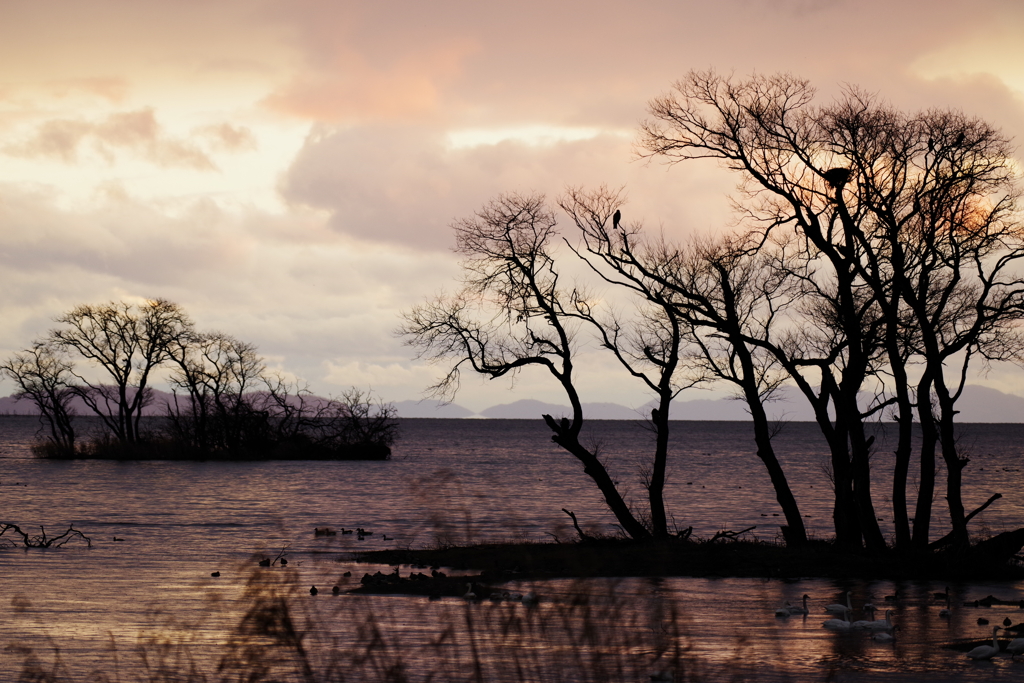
[
  {"x1": 641, "y1": 70, "x2": 1024, "y2": 551},
  {"x1": 50, "y1": 298, "x2": 194, "y2": 445}
]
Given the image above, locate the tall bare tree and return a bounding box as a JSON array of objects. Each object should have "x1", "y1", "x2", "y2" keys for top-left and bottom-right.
[
  {"x1": 166, "y1": 331, "x2": 266, "y2": 454},
  {"x1": 640, "y1": 71, "x2": 1024, "y2": 551},
  {"x1": 0, "y1": 341, "x2": 77, "y2": 455},
  {"x1": 50, "y1": 298, "x2": 194, "y2": 444},
  {"x1": 559, "y1": 188, "x2": 810, "y2": 545},
  {"x1": 558, "y1": 186, "x2": 697, "y2": 538},
  {"x1": 401, "y1": 192, "x2": 652, "y2": 539}
]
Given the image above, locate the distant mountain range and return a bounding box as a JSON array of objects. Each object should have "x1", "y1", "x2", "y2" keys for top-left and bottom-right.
[
  {"x1": 394, "y1": 385, "x2": 1024, "y2": 422},
  {"x1": 4, "y1": 384, "x2": 1023, "y2": 422}
]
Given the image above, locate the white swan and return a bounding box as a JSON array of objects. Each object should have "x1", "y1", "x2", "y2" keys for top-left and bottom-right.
[
  {"x1": 775, "y1": 602, "x2": 794, "y2": 618},
  {"x1": 966, "y1": 626, "x2": 1001, "y2": 660},
  {"x1": 939, "y1": 592, "x2": 951, "y2": 618},
  {"x1": 863, "y1": 609, "x2": 896, "y2": 632},
  {"x1": 786, "y1": 594, "x2": 810, "y2": 615},
  {"x1": 1006, "y1": 636, "x2": 1024, "y2": 659},
  {"x1": 825, "y1": 591, "x2": 853, "y2": 615},
  {"x1": 823, "y1": 607, "x2": 853, "y2": 630},
  {"x1": 851, "y1": 605, "x2": 876, "y2": 630},
  {"x1": 871, "y1": 625, "x2": 899, "y2": 643}
]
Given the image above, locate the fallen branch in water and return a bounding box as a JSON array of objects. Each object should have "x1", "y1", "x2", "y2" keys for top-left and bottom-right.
[
  {"x1": 0, "y1": 522, "x2": 92, "y2": 548},
  {"x1": 708, "y1": 526, "x2": 756, "y2": 544}
]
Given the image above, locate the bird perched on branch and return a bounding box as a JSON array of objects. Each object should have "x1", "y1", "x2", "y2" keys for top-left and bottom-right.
[{"x1": 613, "y1": 209, "x2": 621, "y2": 229}]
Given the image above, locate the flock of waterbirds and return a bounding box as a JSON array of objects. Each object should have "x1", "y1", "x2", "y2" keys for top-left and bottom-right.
[
  {"x1": 775, "y1": 588, "x2": 1024, "y2": 659},
  {"x1": 231, "y1": 527, "x2": 1024, "y2": 664}
]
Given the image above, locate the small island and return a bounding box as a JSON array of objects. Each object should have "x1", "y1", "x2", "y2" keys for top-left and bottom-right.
[{"x1": 1, "y1": 299, "x2": 398, "y2": 461}]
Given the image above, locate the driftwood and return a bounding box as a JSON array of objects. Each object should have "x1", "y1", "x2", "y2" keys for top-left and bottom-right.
[
  {"x1": 0, "y1": 523, "x2": 91, "y2": 548},
  {"x1": 709, "y1": 526, "x2": 756, "y2": 543}
]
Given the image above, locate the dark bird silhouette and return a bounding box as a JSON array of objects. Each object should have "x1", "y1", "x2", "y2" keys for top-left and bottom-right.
[
  {"x1": 332, "y1": 585, "x2": 340, "y2": 595},
  {"x1": 279, "y1": 557, "x2": 288, "y2": 566},
  {"x1": 612, "y1": 209, "x2": 621, "y2": 229},
  {"x1": 1006, "y1": 617, "x2": 1014, "y2": 627},
  {"x1": 823, "y1": 167, "x2": 851, "y2": 188},
  {"x1": 211, "y1": 571, "x2": 220, "y2": 578},
  {"x1": 955, "y1": 132, "x2": 965, "y2": 146},
  {"x1": 310, "y1": 585, "x2": 318, "y2": 596},
  {"x1": 258, "y1": 558, "x2": 271, "y2": 567}
]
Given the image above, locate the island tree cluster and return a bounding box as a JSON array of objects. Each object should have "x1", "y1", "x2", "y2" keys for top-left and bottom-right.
[
  {"x1": 402, "y1": 72, "x2": 1024, "y2": 554},
  {"x1": 2, "y1": 299, "x2": 397, "y2": 460}
]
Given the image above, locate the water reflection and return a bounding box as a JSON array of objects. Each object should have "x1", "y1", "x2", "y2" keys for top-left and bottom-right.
[
  {"x1": 1, "y1": 417, "x2": 1024, "y2": 680},
  {"x1": 4, "y1": 555, "x2": 1024, "y2": 682}
]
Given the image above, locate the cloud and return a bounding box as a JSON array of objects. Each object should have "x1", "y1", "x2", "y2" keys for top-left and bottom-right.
[
  {"x1": 3, "y1": 0, "x2": 1024, "y2": 412},
  {"x1": 46, "y1": 77, "x2": 130, "y2": 103},
  {"x1": 280, "y1": 122, "x2": 738, "y2": 250},
  {"x1": 266, "y1": 40, "x2": 477, "y2": 122},
  {"x1": 5, "y1": 108, "x2": 217, "y2": 170},
  {"x1": 195, "y1": 123, "x2": 258, "y2": 153},
  {"x1": 0, "y1": 180, "x2": 461, "y2": 396}
]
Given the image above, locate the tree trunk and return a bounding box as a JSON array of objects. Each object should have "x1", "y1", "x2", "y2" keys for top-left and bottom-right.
[
  {"x1": 648, "y1": 398, "x2": 671, "y2": 537},
  {"x1": 543, "y1": 414, "x2": 652, "y2": 540},
  {"x1": 747, "y1": 397, "x2": 806, "y2": 546},
  {"x1": 731, "y1": 335, "x2": 806, "y2": 546},
  {"x1": 934, "y1": 379, "x2": 970, "y2": 550},
  {"x1": 848, "y1": 418, "x2": 887, "y2": 552}
]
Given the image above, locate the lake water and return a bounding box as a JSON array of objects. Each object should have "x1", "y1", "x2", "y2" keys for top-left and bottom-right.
[{"x1": 1, "y1": 415, "x2": 1023, "y2": 681}]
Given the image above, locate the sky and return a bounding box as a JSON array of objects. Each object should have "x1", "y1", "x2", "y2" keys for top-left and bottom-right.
[{"x1": 2, "y1": 0, "x2": 1024, "y2": 414}]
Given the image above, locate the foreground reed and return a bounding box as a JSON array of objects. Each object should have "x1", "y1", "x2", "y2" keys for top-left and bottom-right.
[{"x1": 8, "y1": 569, "x2": 702, "y2": 683}]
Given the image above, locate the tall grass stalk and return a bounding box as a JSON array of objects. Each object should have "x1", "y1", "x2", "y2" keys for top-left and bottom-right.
[{"x1": 8, "y1": 569, "x2": 701, "y2": 682}]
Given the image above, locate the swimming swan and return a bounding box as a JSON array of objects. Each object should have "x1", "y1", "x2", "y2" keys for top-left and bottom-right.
[
  {"x1": 786, "y1": 594, "x2": 810, "y2": 615},
  {"x1": 871, "y1": 625, "x2": 899, "y2": 643},
  {"x1": 823, "y1": 607, "x2": 853, "y2": 630},
  {"x1": 825, "y1": 591, "x2": 853, "y2": 615},
  {"x1": 1006, "y1": 636, "x2": 1024, "y2": 659},
  {"x1": 966, "y1": 626, "x2": 1001, "y2": 660},
  {"x1": 863, "y1": 609, "x2": 896, "y2": 632},
  {"x1": 851, "y1": 605, "x2": 876, "y2": 630}
]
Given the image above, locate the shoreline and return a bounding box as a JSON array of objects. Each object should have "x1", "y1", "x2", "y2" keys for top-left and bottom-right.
[{"x1": 349, "y1": 538, "x2": 1024, "y2": 594}]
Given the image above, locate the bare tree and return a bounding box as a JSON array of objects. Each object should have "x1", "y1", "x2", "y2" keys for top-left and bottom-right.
[
  {"x1": 49, "y1": 298, "x2": 194, "y2": 444},
  {"x1": 401, "y1": 192, "x2": 652, "y2": 539},
  {"x1": 558, "y1": 187, "x2": 810, "y2": 545},
  {"x1": 165, "y1": 331, "x2": 267, "y2": 454},
  {"x1": 0, "y1": 341, "x2": 77, "y2": 455},
  {"x1": 167, "y1": 332, "x2": 397, "y2": 459},
  {"x1": 640, "y1": 71, "x2": 1024, "y2": 551},
  {"x1": 558, "y1": 186, "x2": 697, "y2": 538},
  {"x1": 667, "y1": 234, "x2": 810, "y2": 546}
]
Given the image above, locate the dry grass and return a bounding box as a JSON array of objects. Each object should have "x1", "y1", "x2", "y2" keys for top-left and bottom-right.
[{"x1": 8, "y1": 569, "x2": 703, "y2": 683}]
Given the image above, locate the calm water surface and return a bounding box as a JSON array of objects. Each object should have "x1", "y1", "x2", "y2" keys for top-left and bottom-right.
[{"x1": 1, "y1": 416, "x2": 1023, "y2": 681}]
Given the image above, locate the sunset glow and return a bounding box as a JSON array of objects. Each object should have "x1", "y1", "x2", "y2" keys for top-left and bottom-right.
[{"x1": 2, "y1": 0, "x2": 1023, "y2": 412}]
